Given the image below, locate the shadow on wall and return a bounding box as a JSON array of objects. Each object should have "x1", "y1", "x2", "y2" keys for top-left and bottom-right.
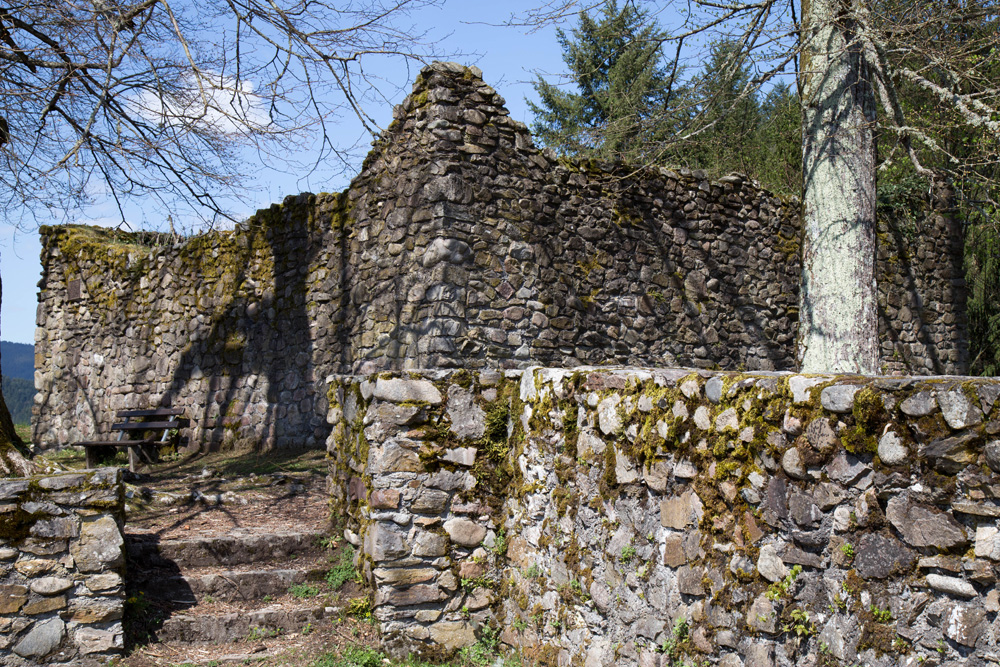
[
  {"x1": 503, "y1": 171, "x2": 797, "y2": 371},
  {"x1": 160, "y1": 205, "x2": 325, "y2": 451},
  {"x1": 877, "y1": 178, "x2": 968, "y2": 375},
  {"x1": 34, "y1": 231, "x2": 167, "y2": 445}
]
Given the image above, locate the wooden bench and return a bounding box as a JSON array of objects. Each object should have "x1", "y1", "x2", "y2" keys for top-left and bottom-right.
[{"x1": 75, "y1": 408, "x2": 188, "y2": 473}]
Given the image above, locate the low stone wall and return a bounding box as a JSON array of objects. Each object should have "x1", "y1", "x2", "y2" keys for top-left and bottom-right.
[
  {"x1": 0, "y1": 468, "x2": 126, "y2": 666},
  {"x1": 330, "y1": 367, "x2": 1000, "y2": 666}
]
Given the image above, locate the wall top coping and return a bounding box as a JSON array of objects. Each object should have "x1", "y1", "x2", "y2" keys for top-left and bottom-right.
[{"x1": 327, "y1": 366, "x2": 1000, "y2": 386}]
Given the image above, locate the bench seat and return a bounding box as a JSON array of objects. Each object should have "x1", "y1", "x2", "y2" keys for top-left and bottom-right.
[
  {"x1": 73, "y1": 407, "x2": 188, "y2": 472},
  {"x1": 76, "y1": 437, "x2": 156, "y2": 470}
]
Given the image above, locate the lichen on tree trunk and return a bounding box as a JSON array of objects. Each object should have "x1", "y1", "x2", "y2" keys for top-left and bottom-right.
[{"x1": 799, "y1": 0, "x2": 879, "y2": 374}]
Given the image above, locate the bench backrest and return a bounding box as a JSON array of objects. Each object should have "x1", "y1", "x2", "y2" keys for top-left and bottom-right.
[
  {"x1": 110, "y1": 408, "x2": 189, "y2": 432},
  {"x1": 115, "y1": 408, "x2": 186, "y2": 419}
]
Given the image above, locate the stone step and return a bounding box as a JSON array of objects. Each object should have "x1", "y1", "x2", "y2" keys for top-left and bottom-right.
[
  {"x1": 153, "y1": 601, "x2": 332, "y2": 644},
  {"x1": 137, "y1": 566, "x2": 330, "y2": 604},
  {"x1": 126, "y1": 529, "x2": 325, "y2": 569}
]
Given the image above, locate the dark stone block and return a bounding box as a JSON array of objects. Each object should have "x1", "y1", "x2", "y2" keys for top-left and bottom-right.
[{"x1": 855, "y1": 533, "x2": 915, "y2": 579}]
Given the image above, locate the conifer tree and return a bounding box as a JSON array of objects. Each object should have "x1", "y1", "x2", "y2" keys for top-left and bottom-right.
[
  {"x1": 528, "y1": 0, "x2": 684, "y2": 163},
  {"x1": 684, "y1": 40, "x2": 763, "y2": 178}
]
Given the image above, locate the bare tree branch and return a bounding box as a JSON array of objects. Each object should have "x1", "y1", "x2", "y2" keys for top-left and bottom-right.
[{"x1": 0, "y1": 0, "x2": 451, "y2": 227}]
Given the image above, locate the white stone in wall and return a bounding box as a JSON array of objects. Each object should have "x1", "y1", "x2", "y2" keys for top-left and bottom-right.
[
  {"x1": 789, "y1": 376, "x2": 830, "y2": 404},
  {"x1": 373, "y1": 377, "x2": 442, "y2": 405},
  {"x1": 878, "y1": 430, "x2": 908, "y2": 465},
  {"x1": 975, "y1": 526, "x2": 1000, "y2": 561},
  {"x1": 598, "y1": 395, "x2": 622, "y2": 435}
]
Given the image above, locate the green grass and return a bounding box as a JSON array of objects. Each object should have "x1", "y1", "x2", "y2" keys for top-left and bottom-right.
[
  {"x1": 312, "y1": 646, "x2": 383, "y2": 667},
  {"x1": 14, "y1": 423, "x2": 30, "y2": 443}
]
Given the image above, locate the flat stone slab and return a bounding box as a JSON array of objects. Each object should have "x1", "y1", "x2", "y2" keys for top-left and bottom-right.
[
  {"x1": 126, "y1": 530, "x2": 323, "y2": 569},
  {"x1": 373, "y1": 378, "x2": 443, "y2": 405}
]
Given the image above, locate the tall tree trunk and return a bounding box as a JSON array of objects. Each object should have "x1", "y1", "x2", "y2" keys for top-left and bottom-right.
[
  {"x1": 0, "y1": 253, "x2": 34, "y2": 476},
  {"x1": 798, "y1": 0, "x2": 879, "y2": 374}
]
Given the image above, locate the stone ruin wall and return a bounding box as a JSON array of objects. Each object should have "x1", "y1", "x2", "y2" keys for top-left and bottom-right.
[
  {"x1": 331, "y1": 367, "x2": 1000, "y2": 667},
  {"x1": 0, "y1": 468, "x2": 126, "y2": 666},
  {"x1": 32, "y1": 62, "x2": 967, "y2": 450},
  {"x1": 34, "y1": 195, "x2": 349, "y2": 450},
  {"x1": 876, "y1": 175, "x2": 968, "y2": 374}
]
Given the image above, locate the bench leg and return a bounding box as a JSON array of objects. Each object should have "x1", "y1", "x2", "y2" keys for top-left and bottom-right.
[
  {"x1": 128, "y1": 446, "x2": 140, "y2": 474},
  {"x1": 85, "y1": 447, "x2": 97, "y2": 469}
]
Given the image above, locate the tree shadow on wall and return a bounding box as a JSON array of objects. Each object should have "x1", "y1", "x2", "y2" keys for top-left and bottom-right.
[
  {"x1": 159, "y1": 202, "x2": 325, "y2": 451},
  {"x1": 876, "y1": 211, "x2": 958, "y2": 375},
  {"x1": 36, "y1": 244, "x2": 161, "y2": 446},
  {"x1": 518, "y1": 169, "x2": 796, "y2": 371}
]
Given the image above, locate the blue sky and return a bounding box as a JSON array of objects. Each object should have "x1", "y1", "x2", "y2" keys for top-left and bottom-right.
[{"x1": 0, "y1": 0, "x2": 572, "y2": 345}]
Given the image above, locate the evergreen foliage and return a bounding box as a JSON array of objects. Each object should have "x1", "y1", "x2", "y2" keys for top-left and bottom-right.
[
  {"x1": 528, "y1": 0, "x2": 685, "y2": 163},
  {"x1": 684, "y1": 40, "x2": 762, "y2": 177},
  {"x1": 529, "y1": 13, "x2": 803, "y2": 196},
  {"x1": 679, "y1": 40, "x2": 801, "y2": 197},
  {"x1": 752, "y1": 83, "x2": 801, "y2": 197},
  {"x1": 2, "y1": 377, "x2": 33, "y2": 426},
  {"x1": 967, "y1": 225, "x2": 1000, "y2": 376}
]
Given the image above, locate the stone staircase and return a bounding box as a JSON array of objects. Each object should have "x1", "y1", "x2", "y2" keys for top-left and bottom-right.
[{"x1": 124, "y1": 527, "x2": 354, "y2": 661}]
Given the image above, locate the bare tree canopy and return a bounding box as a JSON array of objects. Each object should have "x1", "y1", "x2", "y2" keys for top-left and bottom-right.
[
  {"x1": 517, "y1": 0, "x2": 1000, "y2": 373},
  {"x1": 0, "y1": 0, "x2": 447, "y2": 226}
]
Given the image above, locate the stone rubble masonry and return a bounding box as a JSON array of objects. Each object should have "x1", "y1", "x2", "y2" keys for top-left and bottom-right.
[
  {"x1": 0, "y1": 468, "x2": 126, "y2": 667},
  {"x1": 330, "y1": 367, "x2": 1000, "y2": 666},
  {"x1": 33, "y1": 61, "x2": 965, "y2": 450}
]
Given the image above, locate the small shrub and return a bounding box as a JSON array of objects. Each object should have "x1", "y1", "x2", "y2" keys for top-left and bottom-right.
[
  {"x1": 658, "y1": 617, "x2": 689, "y2": 658},
  {"x1": 345, "y1": 596, "x2": 374, "y2": 622},
  {"x1": 766, "y1": 564, "x2": 803, "y2": 600},
  {"x1": 458, "y1": 626, "x2": 502, "y2": 667},
  {"x1": 326, "y1": 546, "x2": 360, "y2": 589},
  {"x1": 492, "y1": 529, "x2": 507, "y2": 556},
  {"x1": 870, "y1": 604, "x2": 893, "y2": 623},
  {"x1": 247, "y1": 626, "x2": 281, "y2": 641},
  {"x1": 289, "y1": 583, "x2": 321, "y2": 599},
  {"x1": 783, "y1": 608, "x2": 815, "y2": 637}
]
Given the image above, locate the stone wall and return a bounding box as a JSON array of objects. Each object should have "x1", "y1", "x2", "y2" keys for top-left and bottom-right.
[
  {"x1": 0, "y1": 468, "x2": 126, "y2": 666},
  {"x1": 877, "y1": 178, "x2": 969, "y2": 374},
  {"x1": 35, "y1": 196, "x2": 348, "y2": 450},
  {"x1": 34, "y1": 61, "x2": 967, "y2": 450},
  {"x1": 330, "y1": 367, "x2": 1000, "y2": 666}
]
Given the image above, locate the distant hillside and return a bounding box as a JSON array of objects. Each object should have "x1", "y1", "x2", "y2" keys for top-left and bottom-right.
[
  {"x1": 2, "y1": 341, "x2": 35, "y2": 425},
  {"x1": 1, "y1": 341, "x2": 34, "y2": 380},
  {"x1": 3, "y1": 376, "x2": 33, "y2": 425}
]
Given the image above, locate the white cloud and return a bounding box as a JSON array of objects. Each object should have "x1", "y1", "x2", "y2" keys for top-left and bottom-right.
[{"x1": 133, "y1": 71, "x2": 271, "y2": 136}]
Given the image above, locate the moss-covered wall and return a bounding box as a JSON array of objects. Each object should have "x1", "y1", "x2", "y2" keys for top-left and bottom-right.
[
  {"x1": 34, "y1": 61, "x2": 967, "y2": 449},
  {"x1": 0, "y1": 468, "x2": 126, "y2": 666},
  {"x1": 335, "y1": 367, "x2": 1000, "y2": 666},
  {"x1": 35, "y1": 192, "x2": 350, "y2": 449}
]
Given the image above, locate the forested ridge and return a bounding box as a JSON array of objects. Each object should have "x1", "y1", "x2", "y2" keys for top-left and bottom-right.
[{"x1": 2, "y1": 341, "x2": 34, "y2": 425}]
